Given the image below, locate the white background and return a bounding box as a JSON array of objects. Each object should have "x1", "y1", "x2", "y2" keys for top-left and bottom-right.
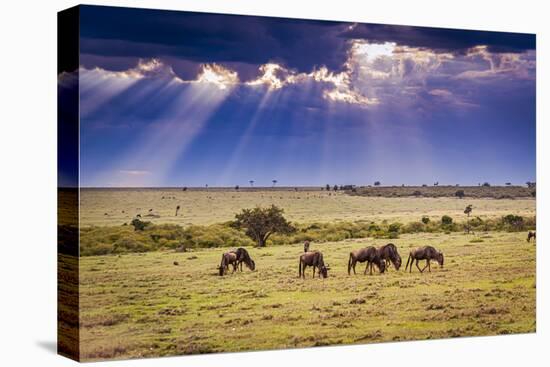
[{"x1": 0, "y1": 0, "x2": 547, "y2": 365}]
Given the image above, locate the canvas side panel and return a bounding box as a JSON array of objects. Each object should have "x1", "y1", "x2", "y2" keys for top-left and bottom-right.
[{"x1": 57, "y1": 5, "x2": 80, "y2": 362}]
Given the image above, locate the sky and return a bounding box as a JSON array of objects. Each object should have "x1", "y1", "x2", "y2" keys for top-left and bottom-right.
[{"x1": 60, "y1": 5, "x2": 536, "y2": 187}]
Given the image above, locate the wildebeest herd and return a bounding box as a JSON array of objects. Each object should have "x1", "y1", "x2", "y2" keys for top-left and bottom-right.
[
  {"x1": 218, "y1": 231, "x2": 536, "y2": 277},
  {"x1": 218, "y1": 241, "x2": 446, "y2": 277}
]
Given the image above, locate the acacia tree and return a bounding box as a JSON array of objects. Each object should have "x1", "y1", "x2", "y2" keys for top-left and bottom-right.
[
  {"x1": 464, "y1": 204, "x2": 473, "y2": 233},
  {"x1": 233, "y1": 205, "x2": 295, "y2": 247}
]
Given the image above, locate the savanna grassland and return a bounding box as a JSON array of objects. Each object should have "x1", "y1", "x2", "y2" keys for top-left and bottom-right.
[
  {"x1": 80, "y1": 188, "x2": 535, "y2": 226},
  {"x1": 73, "y1": 188, "x2": 536, "y2": 361}
]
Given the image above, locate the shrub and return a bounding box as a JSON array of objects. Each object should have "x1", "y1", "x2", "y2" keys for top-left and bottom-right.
[
  {"x1": 421, "y1": 216, "x2": 430, "y2": 224},
  {"x1": 403, "y1": 221, "x2": 425, "y2": 233},
  {"x1": 113, "y1": 238, "x2": 151, "y2": 253},
  {"x1": 387, "y1": 231, "x2": 399, "y2": 239},
  {"x1": 455, "y1": 190, "x2": 465, "y2": 199},
  {"x1": 502, "y1": 214, "x2": 525, "y2": 231},
  {"x1": 441, "y1": 215, "x2": 453, "y2": 225},
  {"x1": 388, "y1": 222, "x2": 402, "y2": 233},
  {"x1": 131, "y1": 218, "x2": 150, "y2": 231}
]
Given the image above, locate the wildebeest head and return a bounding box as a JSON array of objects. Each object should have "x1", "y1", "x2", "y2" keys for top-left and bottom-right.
[
  {"x1": 218, "y1": 266, "x2": 224, "y2": 276},
  {"x1": 248, "y1": 259, "x2": 256, "y2": 271},
  {"x1": 394, "y1": 254, "x2": 402, "y2": 270},
  {"x1": 320, "y1": 264, "x2": 329, "y2": 278},
  {"x1": 304, "y1": 241, "x2": 310, "y2": 252},
  {"x1": 437, "y1": 252, "x2": 444, "y2": 267}
]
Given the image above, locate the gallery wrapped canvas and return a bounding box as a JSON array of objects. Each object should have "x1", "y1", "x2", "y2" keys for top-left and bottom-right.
[{"x1": 58, "y1": 5, "x2": 536, "y2": 362}]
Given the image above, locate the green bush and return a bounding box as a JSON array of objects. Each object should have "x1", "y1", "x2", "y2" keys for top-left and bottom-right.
[
  {"x1": 403, "y1": 221, "x2": 425, "y2": 233},
  {"x1": 79, "y1": 213, "x2": 536, "y2": 256},
  {"x1": 441, "y1": 215, "x2": 453, "y2": 225}
]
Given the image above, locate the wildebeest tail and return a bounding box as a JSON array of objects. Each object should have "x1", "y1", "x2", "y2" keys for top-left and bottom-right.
[{"x1": 348, "y1": 253, "x2": 353, "y2": 275}]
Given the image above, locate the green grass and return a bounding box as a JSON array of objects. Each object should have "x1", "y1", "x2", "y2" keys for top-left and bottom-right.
[{"x1": 76, "y1": 231, "x2": 536, "y2": 361}]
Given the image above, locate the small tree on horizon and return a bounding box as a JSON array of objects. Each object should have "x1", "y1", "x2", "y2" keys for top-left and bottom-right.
[
  {"x1": 272, "y1": 179, "x2": 278, "y2": 187},
  {"x1": 464, "y1": 204, "x2": 473, "y2": 233},
  {"x1": 235, "y1": 185, "x2": 239, "y2": 191},
  {"x1": 249, "y1": 180, "x2": 254, "y2": 187},
  {"x1": 326, "y1": 184, "x2": 331, "y2": 191},
  {"x1": 455, "y1": 190, "x2": 465, "y2": 199},
  {"x1": 374, "y1": 181, "x2": 381, "y2": 186},
  {"x1": 232, "y1": 205, "x2": 295, "y2": 247}
]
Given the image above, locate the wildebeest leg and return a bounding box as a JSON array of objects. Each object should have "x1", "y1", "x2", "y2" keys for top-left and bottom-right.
[
  {"x1": 427, "y1": 259, "x2": 431, "y2": 272},
  {"x1": 299, "y1": 259, "x2": 302, "y2": 278},
  {"x1": 312, "y1": 266, "x2": 316, "y2": 278},
  {"x1": 353, "y1": 260, "x2": 357, "y2": 275},
  {"x1": 405, "y1": 254, "x2": 412, "y2": 272},
  {"x1": 416, "y1": 259, "x2": 423, "y2": 273},
  {"x1": 364, "y1": 262, "x2": 369, "y2": 275},
  {"x1": 420, "y1": 259, "x2": 430, "y2": 273}
]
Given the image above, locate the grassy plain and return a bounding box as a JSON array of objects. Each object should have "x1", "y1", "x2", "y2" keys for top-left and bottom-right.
[
  {"x1": 77, "y1": 231, "x2": 536, "y2": 361},
  {"x1": 80, "y1": 188, "x2": 535, "y2": 227}
]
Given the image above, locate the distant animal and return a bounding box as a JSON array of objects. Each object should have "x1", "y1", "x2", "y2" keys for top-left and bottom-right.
[
  {"x1": 348, "y1": 247, "x2": 386, "y2": 275},
  {"x1": 405, "y1": 246, "x2": 444, "y2": 273},
  {"x1": 303, "y1": 241, "x2": 310, "y2": 252},
  {"x1": 230, "y1": 247, "x2": 256, "y2": 271},
  {"x1": 219, "y1": 252, "x2": 238, "y2": 276},
  {"x1": 527, "y1": 231, "x2": 536, "y2": 242},
  {"x1": 299, "y1": 251, "x2": 329, "y2": 278},
  {"x1": 378, "y1": 243, "x2": 402, "y2": 270},
  {"x1": 175, "y1": 205, "x2": 180, "y2": 216},
  {"x1": 173, "y1": 261, "x2": 179, "y2": 266}
]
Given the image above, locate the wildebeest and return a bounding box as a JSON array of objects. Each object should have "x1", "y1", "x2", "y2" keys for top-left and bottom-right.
[
  {"x1": 348, "y1": 247, "x2": 386, "y2": 275},
  {"x1": 405, "y1": 246, "x2": 444, "y2": 273},
  {"x1": 299, "y1": 251, "x2": 329, "y2": 278},
  {"x1": 378, "y1": 243, "x2": 402, "y2": 270},
  {"x1": 303, "y1": 240, "x2": 310, "y2": 252},
  {"x1": 218, "y1": 252, "x2": 238, "y2": 276},
  {"x1": 527, "y1": 231, "x2": 536, "y2": 242},
  {"x1": 231, "y1": 247, "x2": 256, "y2": 271}
]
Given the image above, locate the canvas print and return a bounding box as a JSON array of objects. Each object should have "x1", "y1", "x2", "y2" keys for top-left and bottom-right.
[{"x1": 58, "y1": 5, "x2": 536, "y2": 362}]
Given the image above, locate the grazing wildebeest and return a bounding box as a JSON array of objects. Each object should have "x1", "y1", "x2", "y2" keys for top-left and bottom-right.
[
  {"x1": 299, "y1": 251, "x2": 329, "y2": 278},
  {"x1": 218, "y1": 252, "x2": 238, "y2": 276},
  {"x1": 348, "y1": 247, "x2": 386, "y2": 275},
  {"x1": 303, "y1": 240, "x2": 310, "y2": 252},
  {"x1": 527, "y1": 231, "x2": 536, "y2": 242},
  {"x1": 405, "y1": 246, "x2": 444, "y2": 273},
  {"x1": 378, "y1": 243, "x2": 402, "y2": 270},
  {"x1": 231, "y1": 247, "x2": 256, "y2": 271}
]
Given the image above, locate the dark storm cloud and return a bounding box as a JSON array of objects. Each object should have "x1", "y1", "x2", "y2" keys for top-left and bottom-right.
[
  {"x1": 79, "y1": 5, "x2": 349, "y2": 72},
  {"x1": 340, "y1": 23, "x2": 535, "y2": 54}
]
